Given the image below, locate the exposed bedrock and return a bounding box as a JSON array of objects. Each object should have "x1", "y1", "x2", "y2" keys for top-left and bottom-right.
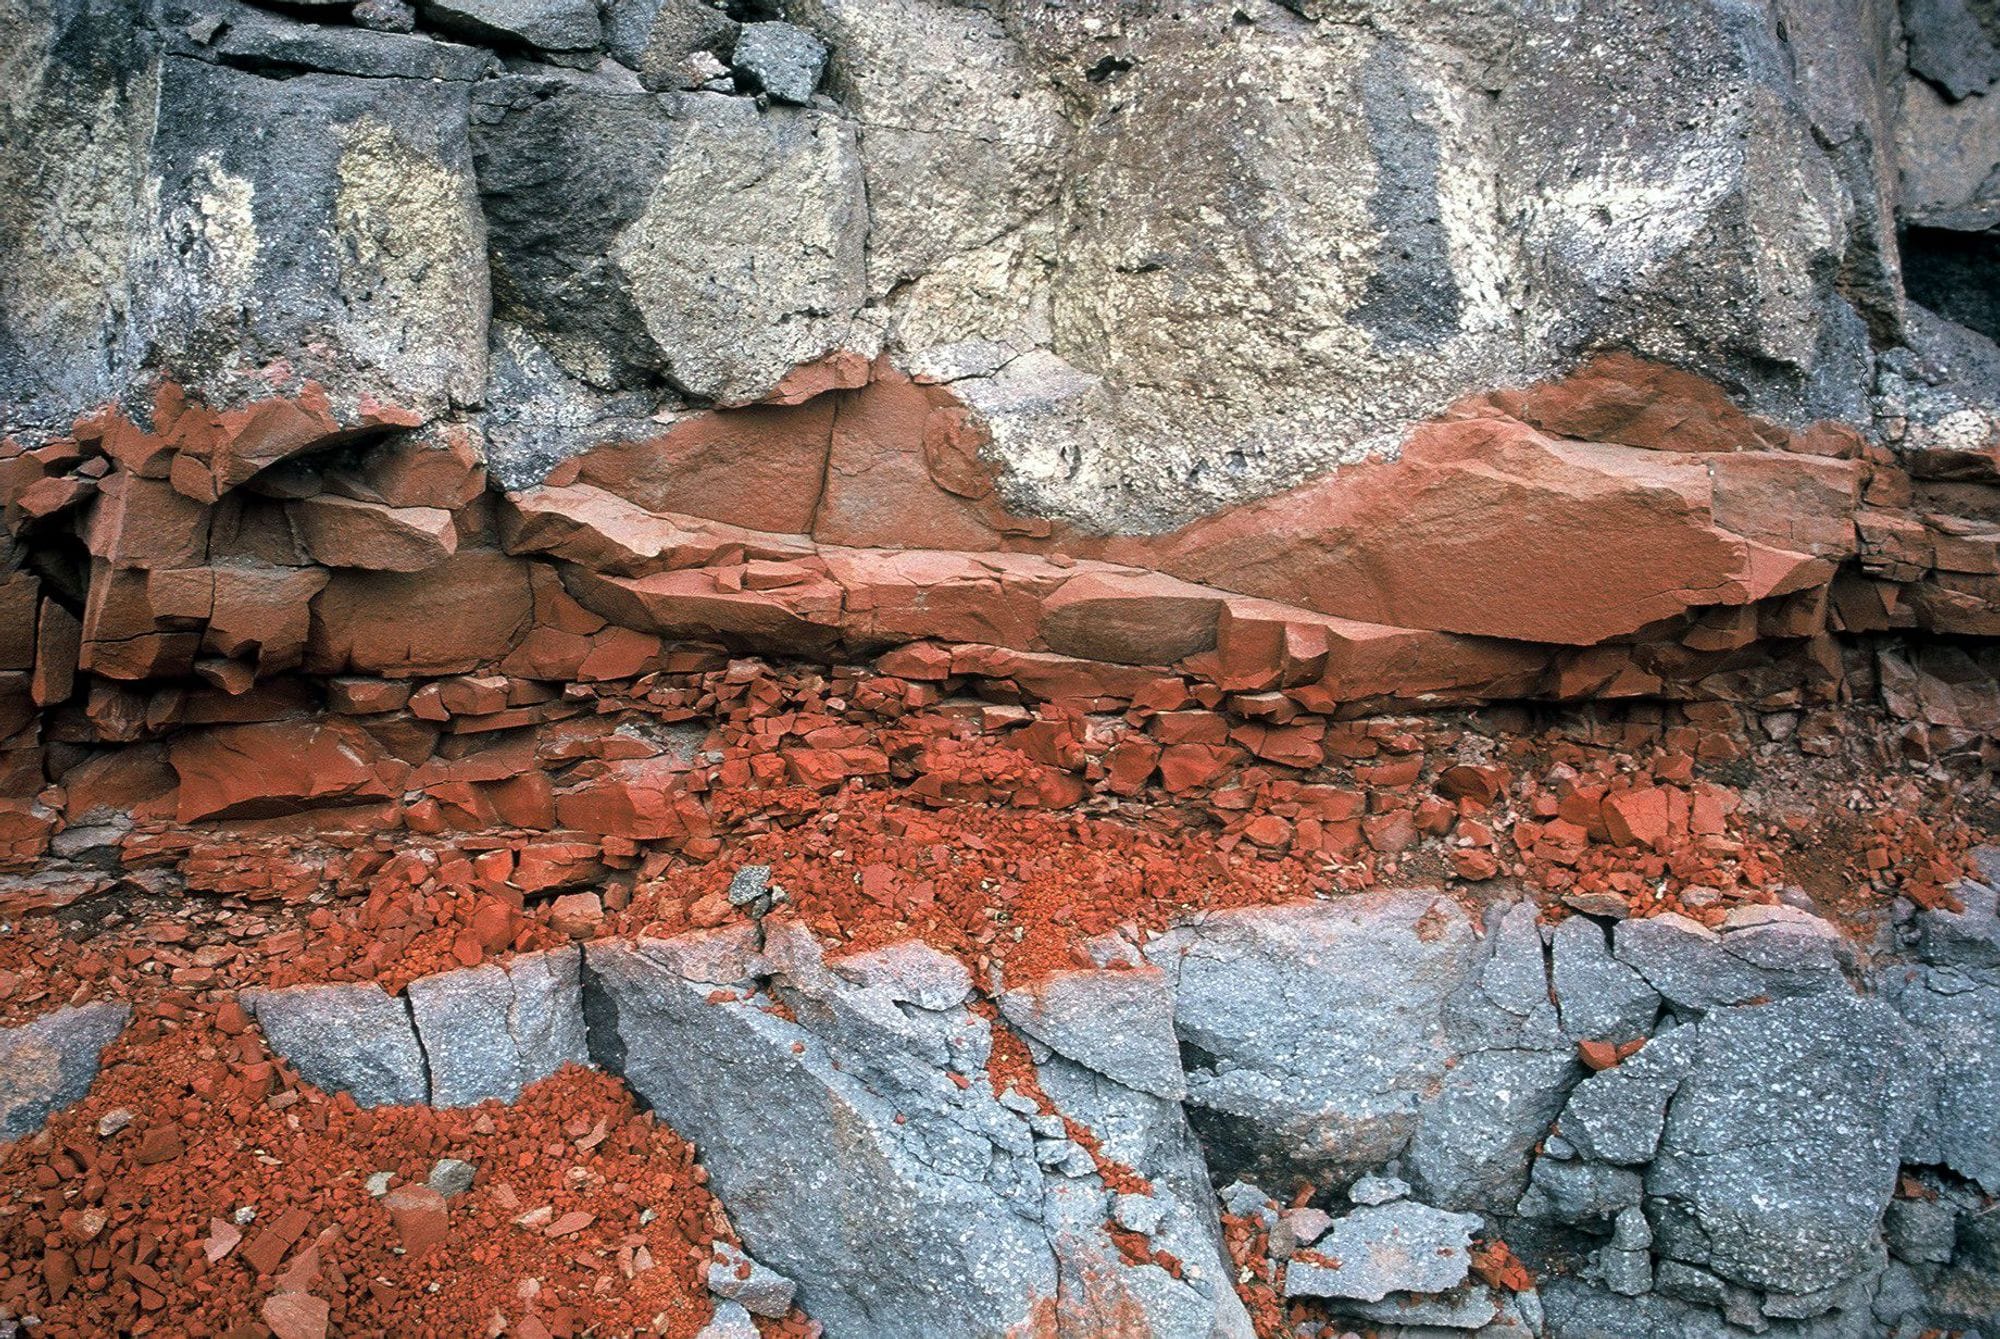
[
  {"x1": 4, "y1": 0, "x2": 1998, "y2": 529},
  {"x1": 16, "y1": 883, "x2": 1986, "y2": 1336}
]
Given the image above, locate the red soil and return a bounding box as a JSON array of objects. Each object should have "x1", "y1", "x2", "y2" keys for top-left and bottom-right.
[{"x1": 0, "y1": 999, "x2": 816, "y2": 1339}]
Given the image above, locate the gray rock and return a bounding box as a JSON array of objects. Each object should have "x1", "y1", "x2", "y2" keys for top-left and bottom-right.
[
  {"x1": 706, "y1": 1240, "x2": 796, "y2": 1318},
  {"x1": 694, "y1": 1300, "x2": 759, "y2": 1339},
  {"x1": 1144, "y1": 894, "x2": 1483, "y2": 1183},
  {"x1": 419, "y1": 0, "x2": 601, "y2": 50},
  {"x1": 1541, "y1": 1277, "x2": 1776, "y2": 1339},
  {"x1": 1407, "y1": 902, "x2": 1578, "y2": 1211},
  {"x1": 0, "y1": 1003, "x2": 130, "y2": 1141},
  {"x1": 1612, "y1": 1205, "x2": 1654, "y2": 1250},
  {"x1": 1646, "y1": 993, "x2": 1925, "y2": 1295},
  {"x1": 730, "y1": 22, "x2": 827, "y2": 105},
  {"x1": 352, "y1": 0, "x2": 418, "y2": 32},
  {"x1": 604, "y1": 0, "x2": 739, "y2": 91},
  {"x1": 1904, "y1": 0, "x2": 2000, "y2": 100},
  {"x1": 473, "y1": 84, "x2": 869, "y2": 406},
  {"x1": 1884, "y1": 1195, "x2": 1957, "y2": 1265},
  {"x1": 1113, "y1": 1192, "x2": 1164, "y2": 1236},
  {"x1": 1344, "y1": 1282, "x2": 1504, "y2": 1330},
  {"x1": 1614, "y1": 910, "x2": 1847, "y2": 1013},
  {"x1": 406, "y1": 946, "x2": 588, "y2": 1106},
  {"x1": 135, "y1": 58, "x2": 489, "y2": 429},
  {"x1": 1516, "y1": 1156, "x2": 1644, "y2": 1226},
  {"x1": 1281, "y1": 1199, "x2": 1479, "y2": 1302},
  {"x1": 1887, "y1": 959, "x2": 2000, "y2": 1195},
  {"x1": 584, "y1": 927, "x2": 1248, "y2": 1338},
  {"x1": 1552, "y1": 915, "x2": 1661, "y2": 1043},
  {"x1": 997, "y1": 964, "x2": 1185, "y2": 1100},
  {"x1": 1350, "y1": 1173, "x2": 1410, "y2": 1206},
  {"x1": 247, "y1": 982, "x2": 428, "y2": 1106},
  {"x1": 428, "y1": 1158, "x2": 476, "y2": 1196},
  {"x1": 1599, "y1": 1246, "x2": 1653, "y2": 1297},
  {"x1": 726, "y1": 864, "x2": 772, "y2": 907},
  {"x1": 1558, "y1": 1026, "x2": 1699, "y2": 1165},
  {"x1": 167, "y1": 0, "x2": 497, "y2": 81}
]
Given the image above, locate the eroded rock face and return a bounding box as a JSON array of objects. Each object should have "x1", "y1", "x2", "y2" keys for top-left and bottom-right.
[
  {"x1": 584, "y1": 925, "x2": 1247, "y2": 1338},
  {"x1": 6, "y1": 0, "x2": 1998, "y2": 535}
]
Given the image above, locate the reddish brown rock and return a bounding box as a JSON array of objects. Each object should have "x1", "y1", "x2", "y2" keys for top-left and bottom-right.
[
  {"x1": 1124, "y1": 417, "x2": 1827, "y2": 646},
  {"x1": 290, "y1": 495, "x2": 458, "y2": 572},
  {"x1": 826, "y1": 548, "x2": 1052, "y2": 651},
  {"x1": 84, "y1": 472, "x2": 210, "y2": 569},
  {"x1": 307, "y1": 549, "x2": 535, "y2": 676},
  {"x1": 1040, "y1": 570, "x2": 1224, "y2": 667},
  {"x1": 168, "y1": 720, "x2": 398, "y2": 822},
  {"x1": 381, "y1": 1185, "x2": 449, "y2": 1260},
  {"x1": 559, "y1": 566, "x2": 842, "y2": 653},
  {"x1": 1505, "y1": 352, "x2": 1785, "y2": 454},
  {"x1": 0, "y1": 572, "x2": 39, "y2": 671},
  {"x1": 322, "y1": 429, "x2": 485, "y2": 510},
  {"x1": 164, "y1": 386, "x2": 343, "y2": 503},
  {"x1": 30, "y1": 600, "x2": 80, "y2": 707},
  {"x1": 500, "y1": 484, "x2": 812, "y2": 577},
  {"x1": 574, "y1": 398, "x2": 834, "y2": 535}
]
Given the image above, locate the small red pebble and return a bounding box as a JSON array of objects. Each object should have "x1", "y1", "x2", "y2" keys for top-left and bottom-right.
[
  {"x1": 382, "y1": 1185, "x2": 449, "y2": 1260},
  {"x1": 1576, "y1": 1039, "x2": 1620, "y2": 1071}
]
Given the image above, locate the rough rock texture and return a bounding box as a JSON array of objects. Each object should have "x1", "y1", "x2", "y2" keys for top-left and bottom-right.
[
  {"x1": 406, "y1": 946, "x2": 588, "y2": 1106},
  {"x1": 205, "y1": 878, "x2": 2000, "y2": 1337},
  {"x1": 245, "y1": 981, "x2": 428, "y2": 1107},
  {"x1": 0, "y1": 1002, "x2": 130, "y2": 1140},
  {"x1": 584, "y1": 924, "x2": 1248, "y2": 1337},
  {"x1": 5, "y1": 0, "x2": 1997, "y2": 531}
]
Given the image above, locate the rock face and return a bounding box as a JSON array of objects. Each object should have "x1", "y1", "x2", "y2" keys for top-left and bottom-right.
[
  {"x1": 246, "y1": 981, "x2": 429, "y2": 1107},
  {"x1": 4, "y1": 0, "x2": 1995, "y2": 530},
  {"x1": 406, "y1": 946, "x2": 588, "y2": 1106},
  {"x1": 583, "y1": 925, "x2": 1249, "y2": 1338},
  {"x1": 213, "y1": 886, "x2": 2000, "y2": 1338}
]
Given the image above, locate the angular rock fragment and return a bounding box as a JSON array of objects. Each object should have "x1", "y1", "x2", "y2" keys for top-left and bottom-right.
[
  {"x1": 585, "y1": 925, "x2": 1246, "y2": 1337},
  {"x1": 705, "y1": 1240, "x2": 796, "y2": 1318},
  {"x1": 290, "y1": 495, "x2": 457, "y2": 572},
  {"x1": 730, "y1": 22, "x2": 827, "y2": 105},
  {"x1": 419, "y1": 0, "x2": 601, "y2": 51},
  {"x1": 0, "y1": 1003, "x2": 131, "y2": 1141},
  {"x1": 246, "y1": 982, "x2": 428, "y2": 1107},
  {"x1": 1282, "y1": 1199, "x2": 1480, "y2": 1301},
  {"x1": 406, "y1": 947, "x2": 588, "y2": 1106},
  {"x1": 997, "y1": 964, "x2": 1185, "y2": 1100},
  {"x1": 1143, "y1": 894, "x2": 1481, "y2": 1182}
]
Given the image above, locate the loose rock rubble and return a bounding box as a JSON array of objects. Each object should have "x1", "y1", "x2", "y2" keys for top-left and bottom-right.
[{"x1": 4, "y1": 0, "x2": 2000, "y2": 1334}]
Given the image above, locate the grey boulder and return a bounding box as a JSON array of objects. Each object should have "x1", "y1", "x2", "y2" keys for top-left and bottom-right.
[
  {"x1": 406, "y1": 946, "x2": 588, "y2": 1106},
  {"x1": 246, "y1": 981, "x2": 428, "y2": 1106},
  {"x1": 0, "y1": 1002, "x2": 131, "y2": 1141},
  {"x1": 585, "y1": 924, "x2": 1245, "y2": 1338},
  {"x1": 730, "y1": 22, "x2": 828, "y2": 105},
  {"x1": 1281, "y1": 1198, "x2": 1480, "y2": 1302},
  {"x1": 1645, "y1": 993, "x2": 1925, "y2": 1296},
  {"x1": 419, "y1": 0, "x2": 602, "y2": 51},
  {"x1": 1143, "y1": 893, "x2": 1483, "y2": 1183}
]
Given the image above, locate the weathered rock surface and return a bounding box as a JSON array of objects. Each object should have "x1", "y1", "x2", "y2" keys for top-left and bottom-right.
[
  {"x1": 0, "y1": 1002, "x2": 130, "y2": 1141},
  {"x1": 1282, "y1": 1199, "x2": 1479, "y2": 1302},
  {"x1": 1142, "y1": 893, "x2": 1484, "y2": 1183},
  {"x1": 406, "y1": 946, "x2": 587, "y2": 1106},
  {"x1": 583, "y1": 923, "x2": 1247, "y2": 1338},
  {"x1": 1646, "y1": 994, "x2": 1924, "y2": 1296},
  {"x1": 246, "y1": 982, "x2": 428, "y2": 1107}
]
